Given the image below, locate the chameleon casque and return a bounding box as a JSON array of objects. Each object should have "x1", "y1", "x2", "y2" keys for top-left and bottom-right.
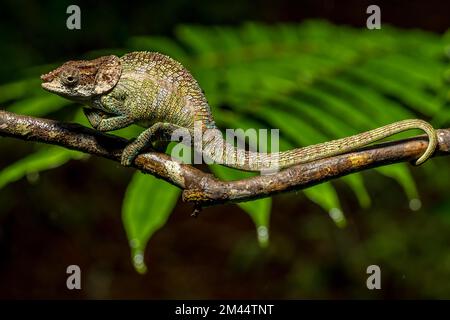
[{"x1": 40, "y1": 52, "x2": 438, "y2": 171}]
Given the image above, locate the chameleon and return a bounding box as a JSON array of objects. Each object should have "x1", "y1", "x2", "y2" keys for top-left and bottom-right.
[{"x1": 40, "y1": 51, "x2": 438, "y2": 171}]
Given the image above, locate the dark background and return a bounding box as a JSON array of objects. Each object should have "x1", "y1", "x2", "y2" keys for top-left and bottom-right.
[{"x1": 0, "y1": 0, "x2": 449, "y2": 299}]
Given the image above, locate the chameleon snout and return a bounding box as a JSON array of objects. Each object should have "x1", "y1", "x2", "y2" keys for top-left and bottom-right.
[
  {"x1": 40, "y1": 72, "x2": 60, "y2": 92},
  {"x1": 40, "y1": 71, "x2": 57, "y2": 83}
]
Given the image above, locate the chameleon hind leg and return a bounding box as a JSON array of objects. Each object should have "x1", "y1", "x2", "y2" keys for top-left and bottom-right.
[{"x1": 121, "y1": 122, "x2": 183, "y2": 166}]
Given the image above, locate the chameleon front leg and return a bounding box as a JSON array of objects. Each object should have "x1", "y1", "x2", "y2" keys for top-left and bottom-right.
[
  {"x1": 95, "y1": 115, "x2": 135, "y2": 132},
  {"x1": 121, "y1": 122, "x2": 183, "y2": 166},
  {"x1": 86, "y1": 93, "x2": 136, "y2": 132},
  {"x1": 83, "y1": 108, "x2": 110, "y2": 129},
  {"x1": 84, "y1": 108, "x2": 133, "y2": 132}
]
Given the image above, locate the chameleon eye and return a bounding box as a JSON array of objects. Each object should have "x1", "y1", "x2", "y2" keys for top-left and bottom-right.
[{"x1": 61, "y1": 71, "x2": 79, "y2": 86}]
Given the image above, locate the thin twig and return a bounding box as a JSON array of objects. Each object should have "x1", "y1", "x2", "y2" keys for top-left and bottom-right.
[{"x1": 1, "y1": 110, "x2": 449, "y2": 208}]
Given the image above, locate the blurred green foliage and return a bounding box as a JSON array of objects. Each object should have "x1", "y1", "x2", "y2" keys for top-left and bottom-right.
[{"x1": 0, "y1": 21, "x2": 449, "y2": 276}]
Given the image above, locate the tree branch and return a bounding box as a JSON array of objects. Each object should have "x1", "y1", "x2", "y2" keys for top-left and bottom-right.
[{"x1": 1, "y1": 110, "x2": 449, "y2": 209}]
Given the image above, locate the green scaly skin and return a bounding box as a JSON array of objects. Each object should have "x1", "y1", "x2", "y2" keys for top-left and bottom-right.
[{"x1": 40, "y1": 51, "x2": 438, "y2": 171}]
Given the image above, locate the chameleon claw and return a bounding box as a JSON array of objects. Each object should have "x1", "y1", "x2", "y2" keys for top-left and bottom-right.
[
  {"x1": 120, "y1": 146, "x2": 138, "y2": 166},
  {"x1": 121, "y1": 142, "x2": 144, "y2": 166},
  {"x1": 120, "y1": 154, "x2": 134, "y2": 166}
]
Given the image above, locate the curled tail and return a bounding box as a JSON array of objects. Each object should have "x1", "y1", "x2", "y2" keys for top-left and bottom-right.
[{"x1": 201, "y1": 119, "x2": 437, "y2": 172}]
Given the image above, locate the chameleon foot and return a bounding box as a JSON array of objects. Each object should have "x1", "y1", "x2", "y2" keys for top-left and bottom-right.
[
  {"x1": 121, "y1": 143, "x2": 142, "y2": 166},
  {"x1": 120, "y1": 122, "x2": 180, "y2": 166}
]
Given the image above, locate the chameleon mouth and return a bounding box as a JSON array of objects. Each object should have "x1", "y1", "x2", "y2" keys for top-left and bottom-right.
[
  {"x1": 41, "y1": 80, "x2": 68, "y2": 96},
  {"x1": 41, "y1": 73, "x2": 52, "y2": 90},
  {"x1": 41, "y1": 81, "x2": 56, "y2": 92},
  {"x1": 40, "y1": 72, "x2": 62, "y2": 93}
]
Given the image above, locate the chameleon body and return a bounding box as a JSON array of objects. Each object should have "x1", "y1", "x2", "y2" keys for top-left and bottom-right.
[{"x1": 41, "y1": 52, "x2": 437, "y2": 171}]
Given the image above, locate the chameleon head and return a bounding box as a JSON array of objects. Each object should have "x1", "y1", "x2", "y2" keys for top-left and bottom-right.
[{"x1": 40, "y1": 55, "x2": 121, "y2": 101}]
